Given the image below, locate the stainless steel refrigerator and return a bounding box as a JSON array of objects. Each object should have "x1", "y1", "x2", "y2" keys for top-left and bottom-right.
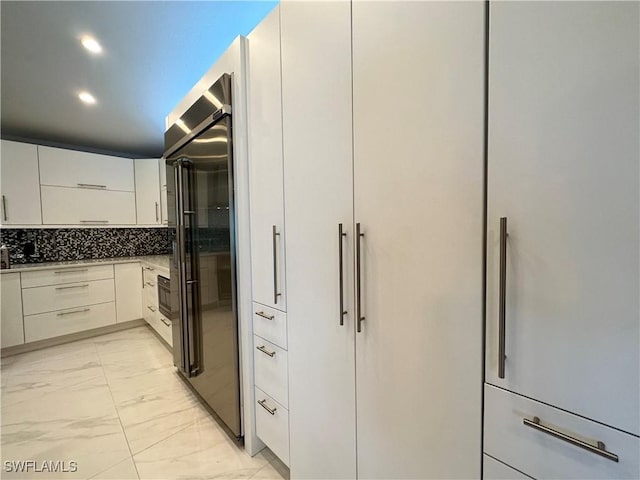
[{"x1": 163, "y1": 73, "x2": 241, "y2": 437}]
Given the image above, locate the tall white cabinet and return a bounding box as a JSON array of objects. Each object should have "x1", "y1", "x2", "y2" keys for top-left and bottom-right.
[
  {"x1": 484, "y1": 2, "x2": 639, "y2": 479},
  {"x1": 247, "y1": 6, "x2": 286, "y2": 312},
  {"x1": 0, "y1": 140, "x2": 42, "y2": 225}
]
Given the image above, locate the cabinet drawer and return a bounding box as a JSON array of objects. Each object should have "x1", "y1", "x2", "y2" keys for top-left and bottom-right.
[
  {"x1": 41, "y1": 186, "x2": 136, "y2": 225},
  {"x1": 484, "y1": 384, "x2": 639, "y2": 479},
  {"x1": 252, "y1": 303, "x2": 287, "y2": 349},
  {"x1": 22, "y1": 279, "x2": 115, "y2": 316},
  {"x1": 21, "y1": 264, "x2": 114, "y2": 288},
  {"x1": 24, "y1": 301, "x2": 116, "y2": 342},
  {"x1": 255, "y1": 386, "x2": 289, "y2": 466},
  {"x1": 483, "y1": 455, "x2": 530, "y2": 480},
  {"x1": 254, "y1": 335, "x2": 288, "y2": 408}
]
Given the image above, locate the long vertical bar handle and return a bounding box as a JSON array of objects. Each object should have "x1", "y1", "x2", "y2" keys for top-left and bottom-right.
[
  {"x1": 272, "y1": 225, "x2": 281, "y2": 305},
  {"x1": 2, "y1": 195, "x2": 7, "y2": 221},
  {"x1": 498, "y1": 216, "x2": 508, "y2": 379},
  {"x1": 338, "y1": 224, "x2": 347, "y2": 325},
  {"x1": 356, "y1": 223, "x2": 365, "y2": 333}
]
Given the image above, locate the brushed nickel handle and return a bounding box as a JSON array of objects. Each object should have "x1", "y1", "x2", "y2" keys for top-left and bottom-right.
[
  {"x1": 498, "y1": 216, "x2": 508, "y2": 378},
  {"x1": 338, "y1": 223, "x2": 347, "y2": 326},
  {"x1": 256, "y1": 345, "x2": 276, "y2": 357},
  {"x1": 56, "y1": 308, "x2": 90, "y2": 316},
  {"x1": 272, "y1": 225, "x2": 281, "y2": 304},
  {"x1": 147, "y1": 305, "x2": 156, "y2": 312},
  {"x1": 258, "y1": 399, "x2": 277, "y2": 415},
  {"x1": 2, "y1": 195, "x2": 7, "y2": 221},
  {"x1": 54, "y1": 268, "x2": 89, "y2": 274},
  {"x1": 55, "y1": 284, "x2": 89, "y2": 290},
  {"x1": 77, "y1": 183, "x2": 107, "y2": 189},
  {"x1": 523, "y1": 416, "x2": 618, "y2": 463},
  {"x1": 80, "y1": 220, "x2": 109, "y2": 224},
  {"x1": 155, "y1": 202, "x2": 159, "y2": 221},
  {"x1": 356, "y1": 223, "x2": 365, "y2": 333},
  {"x1": 255, "y1": 311, "x2": 274, "y2": 320}
]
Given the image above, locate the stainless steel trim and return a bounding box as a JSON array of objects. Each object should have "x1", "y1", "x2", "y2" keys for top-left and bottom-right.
[
  {"x1": 498, "y1": 216, "x2": 507, "y2": 379},
  {"x1": 356, "y1": 223, "x2": 365, "y2": 333},
  {"x1": 258, "y1": 399, "x2": 277, "y2": 415},
  {"x1": 54, "y1": 268, "x2": 89, "y2": 274},
  {"x1": 272, "y1": 225, "x2": 281, "y2": 304},
  {"x1": 255, "y1": 311, "x2": 274, "y2": 320},
  {"x1": 55, "y1": 284, "x2": 89, "y2": 290},
  {"x1": 56, "y1": 308, "x2": 90, "y2": 316},
  {"x1": 164, "y1": 105, "x2": 232, "y2": 159},
  {"x1": 80, "y1": 220, "x2": 109, "y2": 224},
  {"x1": 256, "y1": 345, "x2": 276, "y2": 357},
  {"x1": 523, "y1": 416, "x2": 619, "y2": 462},
  {"x1": 77, "y1": 183, "x2": 107, "y2": 189},
  {"x1": 339, "y1": 223, "x2": 347, "y2": 326},
  {"x1": 160, "y1": 316, "x2": 171, "y2": 327},
  {"x1": 2, "y1": 195, "x2": 6, "y2": 221},
  {"x1": 147, "y1": 305, "x2": 156, "y2": 312},
  {"x1": 155, "y1": 202, "x2": 159, "y2": 221}
]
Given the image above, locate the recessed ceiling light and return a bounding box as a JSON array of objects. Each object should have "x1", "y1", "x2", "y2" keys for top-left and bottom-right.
[
  {"x1": 80, "y1": 35, "x2": 102, "y2": 54},
  {"x1": 78, "y1": 91, "x2": 96, "y2": 105}
]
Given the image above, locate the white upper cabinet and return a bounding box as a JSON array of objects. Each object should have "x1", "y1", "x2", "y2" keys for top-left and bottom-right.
[
  {"x1": 486, "y1": 1, "x2": 639, "y2": 436},
  {"x1": 134, "y1": 158, "x2": 161, "y2": 225},
  {"x1": 247, "y1": 5, "x2": 287, "y2": 311},
  {"x1": 0, "y1": 140, "x2": 42, "y2": 225},
  {"x1": 280, "y1": 2, "x2": 356, "y2": 478},
  {"x1": 38, "y1": 145, "x2": 134, "y2": 191}
]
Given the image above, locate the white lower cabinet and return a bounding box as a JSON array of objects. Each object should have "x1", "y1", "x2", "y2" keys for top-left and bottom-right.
[
  {"x1": 1, "y1": 273, "x2": 24, "y2": 348},
  {"x1": 24, "y1": 302, "x2": 116, "y2": 343},
  {"x1": 255, "y1": 386, "x2": 289, "y2": 466},
  {"x1": 40, "y1": 186, "x2": 136, "y2": 225},
  {"x1": 483, "y1": 455, "x2": 530, "y2": 480},
  {"x1": 114, "y1": 263, "x2": 142, "y2": 322},
  {"x1": 484, "y1": 385, "x2": 639, "y2": 479}
]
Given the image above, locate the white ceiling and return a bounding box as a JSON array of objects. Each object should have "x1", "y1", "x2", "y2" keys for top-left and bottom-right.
[{"x1": 1, "y1": 1, "x2": 277, "y2": 158}]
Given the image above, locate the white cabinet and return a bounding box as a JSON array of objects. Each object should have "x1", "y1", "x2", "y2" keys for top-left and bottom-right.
[
  {"x1": 40, "y1": 185, "x2": 136, "y2": 225},
  {"x1": 134, "y1": 158, "x2": 161, "y2": 225},
  {"x1": 485, "y1": 1, "x2": 639, "y2": 438},
  {"x1": 280, "y1": 2, "x2": 356, "y2": 478},
  {"x1": 38, "y1": 146, "x2": 134, "y2": 191},
  {"x1": 351, "y1": 2, "x2": 484, "y2": 478},
  {"x1": 0, "y1": 140, "x2": 42, "y2": 225},
  {"x1": 114, "y1": 263, "x2": 142, "y2": 322},
  {"x1": 1, "y1": 273, "x2": 24, "y2": 348},
  {"x1": 247, "y1": 5, "x2": 286, "y2": 311}
]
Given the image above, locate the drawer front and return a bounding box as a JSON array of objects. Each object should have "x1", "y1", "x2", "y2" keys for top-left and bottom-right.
[
  {"x1": 253, "y1": 303, "x2": 287, "y2": 349},
  {"x1": 24, "y1": 301, "x2": 116, "y2": 342},
  {"x1": 484, "y1": 384, "x2": 639, "y2": 479},
  {"x1": 254, "y1": 335, "x2": 288, "y2": 408},
  {"x1": 255, "y1": 386, "x2": 289, "y2": 466},
  {"x1": 483, "y1": 455, "x2": 530, "y2": 480},
  {"x1": 22, "y1": 279, "x2": 115, "y2": 316},
  {"x1": 21, "y1": 264, "x2": 114, "y2": 288}
]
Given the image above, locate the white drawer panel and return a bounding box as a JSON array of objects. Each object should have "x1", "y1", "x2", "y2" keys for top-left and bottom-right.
[
  {"x1": 24, "y1": 302, "x2": 116, "y2": 342},
  {"x1": 255, "y1": 386, "x2": 289, "y2": 466},
  {"x1": 484, "y1": 384, "x2": 639, "y2": 479},
  {"x1": 147, "y1": 312, "x2": 172, "y2": 347},
  {"x1": 21, "y1": 264, "x2": 114, "y2": 288},
  {"x1": 483, "y1": 455, "x2": 530, "y2": 480},
  {"x1": 252, "y1": 303, "x2": 287, "y2": 349},
  {"x1": 254, "y1": 335, "x2": 288, "y2": 408},
  {"x1": 41, "y1": 186, "x2": 136, "y2": 225},
  {"x1": 22, "y1": 279, "x2": 115, "y2": 316}
]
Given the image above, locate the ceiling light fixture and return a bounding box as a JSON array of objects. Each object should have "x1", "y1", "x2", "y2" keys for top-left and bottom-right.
[
  {"x1": 80, "y1": 35, "x2": 102, "y2": 54},
  {"x1": 78, "y1": 91, "x2": 96, "y2": 105}
]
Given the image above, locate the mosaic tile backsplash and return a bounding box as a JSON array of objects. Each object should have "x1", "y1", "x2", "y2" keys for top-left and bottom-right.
[{"x1": 0, "y1": 228, "x2": 172, "y2": 264}]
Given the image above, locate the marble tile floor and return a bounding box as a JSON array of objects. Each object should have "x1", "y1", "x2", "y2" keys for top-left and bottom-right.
[{"x1": 0, "y1": 326, "x2": 288, "y2": 480}]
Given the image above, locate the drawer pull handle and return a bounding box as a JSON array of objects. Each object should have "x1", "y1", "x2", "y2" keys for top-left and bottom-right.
[
  {"x1": 57, "y1": 308, "x2": 90, "y2": 316},
  {"x1": 147, "y1": 305, "x2": 156, "y2": 312},
  {"x1": 255, "y1": 311, "x2": 274, "y2": 320},
  {"x1": 77, "y1": 183, "x2": 107, "y2": 189},
  {"x1": 523, "y1": 416, "x2": 619, "y2": 463},
  {"x1": 256, "y1": 345, "x2": 276, "y2": 357},
  {"x1": 54, "y1": 268, "x2": 89, "y2": 274},
  {"x1": 55, "y1": 284, "x2": 89, "y2": 290},
  {"x1": 258, "y1": 399, "x2": 277, "y2": 415}
]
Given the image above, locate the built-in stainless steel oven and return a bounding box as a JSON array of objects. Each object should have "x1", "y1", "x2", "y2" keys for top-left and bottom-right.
[{"x1": 157, "y1": 275, "x2": 171, "y2": 319}]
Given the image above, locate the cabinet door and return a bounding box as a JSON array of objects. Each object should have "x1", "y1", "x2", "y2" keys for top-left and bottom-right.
[
  {"x1": 40, "y1": 186, "x2": 136, "y2": 225},
  {"x1": 0, "y1": 140, "x2": 42, "y2": 225},
  {"x1": 134, "y1": 158, "x2": 161, "y2": 225},
  {"x1": 486, "y1": 2, "x2": 639, "y2": 436},
  {"x1": 352, "y1": 2, "x2": 485, "y2": 477},
  {"x1": 114, "y1": 263, "x2": 142, "y2": 322},
  {"x1": 281, "y1": 2, "x2": 356, "y2": 478},
  {"x1": 247, "y1": 5, "x2": 287, "y2": 311},
  {"x1": 1, "y1": 273, "x2": 24, "y2": 348},
  {"x1": 38, "y1": 146, "x2": 134, "y2": 191}
]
